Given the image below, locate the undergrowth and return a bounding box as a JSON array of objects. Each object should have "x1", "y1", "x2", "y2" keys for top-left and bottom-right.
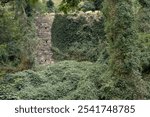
[
  {"x1": 0, "y1": 60, "x2": 107, "y2": 99},
  {"x1": 0, "y1": 60, "x2": 149, "y2": 100}
]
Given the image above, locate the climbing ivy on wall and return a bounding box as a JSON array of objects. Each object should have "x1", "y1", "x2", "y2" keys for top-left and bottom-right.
[
  {"x1": 138, "y1": 0, "x2": 150, "y2": 33},
  {"x1": 101, "y1": 0, "x2": 148, "y2": 99},
  {"x1": 51, "y1": 12, "x2": 105, "y2": 62},
  {"x1": 137, "y1": 0, "x2": 150, "y2": 74}
]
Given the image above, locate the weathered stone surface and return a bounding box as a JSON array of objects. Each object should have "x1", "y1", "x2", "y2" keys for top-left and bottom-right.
[{"x1": 35, "y1": 13, "x2": 55, "y2": 65}]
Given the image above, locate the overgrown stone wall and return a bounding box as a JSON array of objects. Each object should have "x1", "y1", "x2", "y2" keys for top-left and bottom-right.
[
  {"x1": 34, "y1": 11, "x2": 104, "y2": 64},
  {"x1": 51, "y1": 11, "x2": 105, "y2": 62},
  {"x1": 35, "y1": 13, "x2": 55, "y2": 65}
]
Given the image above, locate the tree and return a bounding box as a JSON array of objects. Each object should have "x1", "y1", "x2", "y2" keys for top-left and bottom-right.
[
  {"x1": 46, "y1": 0, "x2": 54, "y2": 8},
  {"x1": 94, "y1": 0, "x2": 103, "y2": 10},
  {"x1": 59, "y1": 0, "x2": 103, "y2": 13},
  {"x1": 46, "y1": 0, "x2": 54, "y2": 12},
  {"x1": 59, "y1": 0, "x2": 80, "y2": 13},
  {"x1": 102, "y1": 0, "x2": 148, "y2": 99},
  {"x1": 0, "y1": 1, "x2": 36, "y2": 71},
  {"x1": 138, "y1": 0, "x2": 150, "y2": 33},
  {"x1": 137, "y1": 0, "x2": 150, "y2": 75},
  {"x1": 0, "y1": 0, "x2": 39, "y2": 17}
]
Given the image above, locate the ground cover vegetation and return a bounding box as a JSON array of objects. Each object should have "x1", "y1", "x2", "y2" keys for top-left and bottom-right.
[{"x1": 0, "y1": 0, "x2": 150, "y2": 99}]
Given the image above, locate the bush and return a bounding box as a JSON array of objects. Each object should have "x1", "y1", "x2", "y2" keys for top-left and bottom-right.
[
  {"x1": 1, "y1": 60, "x2": 150, "y2": 100},
  {"x1": 137, "y1": 0, "x2": 150, "y2": 73},
  {"x1": 0, "y1": 6, "x2": 22, "y2": 67},
  {"x1": 138, "y1": 33, "x2": 150, "y2": 73},
  {"x1": 0, "y1": 61, "x2": 96, "y2": 99},
  {"x1": 0, "y1": 5, "x2": 36, "y2": 72}
]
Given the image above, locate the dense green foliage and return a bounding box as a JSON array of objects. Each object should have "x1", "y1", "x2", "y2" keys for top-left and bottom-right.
[
  {"x1": 0, "y1": 2, "x2": 36, "y2": 73},
  {"x1": 101, "y1": 0, "x2": 150, "y2": 99},
  {"x1": 138, "y1": 0, "x2": 150, "y2": 33},
  {"x1": 59, "y1": 0, "x2": 103, "y2": 13},
  {"x1": 0, "y1": 6, "x2": 21, "y2": 67},
  {"x1": 104, "y1": 0, "x2": 140, "y2": 77},
  {"x1": 0, "y1": 0, "x2": 39, "y2": 17},
  {"x1": 78, "y1": 1, "x2": 95, "y2": 12},
  {"x1": 137, "y1": 0, "x2": 150, "y2": 74},
  {"x1": 51, "y1": 12, "x2": 106, "y2": 62},
  {"x1": 46, "y1": 0, "x2": 54, "y2": 12},
  {"x1": 0, "y1": 61, "x2": 104, "y2": 99},
  {"x1": 0, "y1": 0, "x2": 150, "y2": 100}
]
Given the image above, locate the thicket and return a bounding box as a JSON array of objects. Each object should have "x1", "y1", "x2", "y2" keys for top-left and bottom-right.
[
  {"x1": 59, "y1": 0, "x2": 103, "y2": 13},
  {"x1": 51, "y1": 11, "x2": 106, "y2": 62},
  {"x1": 137, "y1": 0, "x2": 150, "y2": 73},
  {"x1": 0, "y1": 2, "x2": 36, "y2": 74},
  {"x1": 101, "y1": 0, "x2": 150, "y2": 99},
  {"x1": 0, "y1": 0, "x2": 150, "y2": 100},
  {"x1": 0, "y1": 61, "x2": 107, "y2": 99}
]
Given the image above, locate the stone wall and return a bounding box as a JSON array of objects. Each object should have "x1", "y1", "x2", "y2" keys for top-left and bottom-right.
[
  {"x1": 35, "y1": 13, "x2": 55, "y2": 65},
  {"x1": 34, "y1": 11, "x2": 102, "y2": 65}
]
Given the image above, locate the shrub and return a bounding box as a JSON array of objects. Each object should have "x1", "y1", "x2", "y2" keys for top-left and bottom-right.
[
  {"x1": 0, "y1": 61, "x2": 97, "y2": 99},
  {"x1": 1, "y1": 60, "x2": 150, "y2": 100},
  {"x1": 137, "y1": 0, "x2": 150, "y2": 73},
  {"x1": 138, "y1": 33, "x2": 150, "y2": 73},
  {"x1": 0, "y1": 5, "x2": 36, "y2": 72}
]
